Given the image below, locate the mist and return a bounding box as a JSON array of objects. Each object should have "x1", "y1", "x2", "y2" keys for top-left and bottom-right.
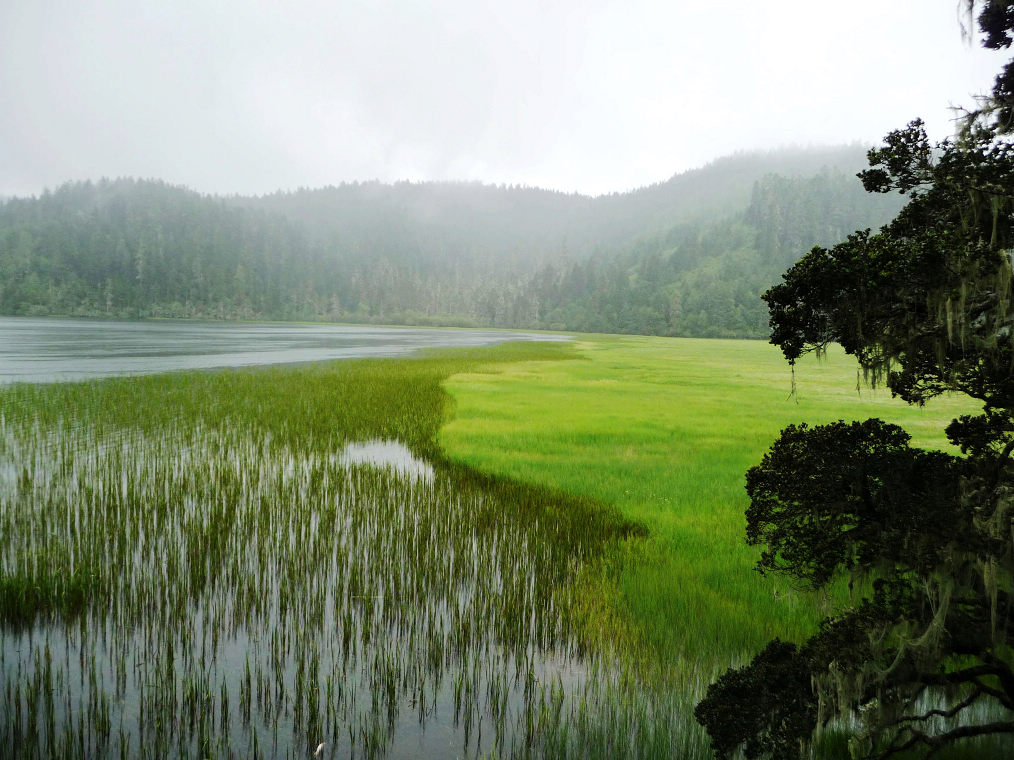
[{"x1": 0, "y1": 0, "x2": 1005, "y2": 198}]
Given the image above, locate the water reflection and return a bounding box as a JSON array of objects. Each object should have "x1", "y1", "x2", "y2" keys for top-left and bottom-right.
[
  {"x1": 0, "y1": 316, "x2": 569, "y2": 383},
  {"x1": 339, "y1": 440, "x2": 434, "y2": 482},
  {"x1": 0, "y1": 423, "x2": 595, "y2": 759}
]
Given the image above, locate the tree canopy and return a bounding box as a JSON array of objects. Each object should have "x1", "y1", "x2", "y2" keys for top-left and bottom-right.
[
  {"x1": 695, "y1": 2, "x2": 1014, "y2": 757},
  {"x1": 0, "y1": 147, "x2": 898, "y2": 336}
]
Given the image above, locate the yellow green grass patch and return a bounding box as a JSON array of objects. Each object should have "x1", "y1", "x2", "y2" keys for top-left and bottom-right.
[{"x1": 439, "y1": 334, "x2": 978, "y2": 669}]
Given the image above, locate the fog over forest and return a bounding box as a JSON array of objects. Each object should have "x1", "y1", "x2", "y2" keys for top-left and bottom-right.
[
  {"x1": 0, "y1": 144, "x2": 904, "y2": 337},
  {"x1": 0, "y1": 1, "x2": 1003, "y2": 198},
  {"x1": 0, "y1": 1, "x2": 1000, "y2": 337}
]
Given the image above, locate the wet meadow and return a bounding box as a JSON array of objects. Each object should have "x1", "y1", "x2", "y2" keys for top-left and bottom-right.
[
  {"x1": 440, "y1": 335, "x2": 1005, "y2": 759},
  {"x1": 1, "y1": 333, "x2": 1000, "y2": 758},
  {"x1": 0, "y1": 342, "x2": 671, "y2": 759}
]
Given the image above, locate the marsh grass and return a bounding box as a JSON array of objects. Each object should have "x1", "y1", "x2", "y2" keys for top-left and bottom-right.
[
  {"x1": 2, "y1": 334, "x2": 1002, "y2": 759},
  {"x1": 444, "y1": 337, "x2": 977, "y2": 657},
  {"x1": 0, "y1": 343, "x2": 653, "y2": 758}
]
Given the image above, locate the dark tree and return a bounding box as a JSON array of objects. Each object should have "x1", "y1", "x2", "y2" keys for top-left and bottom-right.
[{"x1": 696, "y1": 3, "x2": 1014, "y2": 758}]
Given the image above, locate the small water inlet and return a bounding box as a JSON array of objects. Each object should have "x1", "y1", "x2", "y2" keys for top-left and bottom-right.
[{"x1": 337, "y1": 439, "x2": 435, "y2": 482}]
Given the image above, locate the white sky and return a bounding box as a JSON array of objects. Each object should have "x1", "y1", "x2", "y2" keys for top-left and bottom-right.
[{"x1": 0, "y1": 0, "x2": 1007, "y2": 198}]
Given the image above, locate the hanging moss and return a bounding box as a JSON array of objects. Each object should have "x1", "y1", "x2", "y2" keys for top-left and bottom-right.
[{"x1": 706, "y1": 106, "x2": 1014, "y2": 758}]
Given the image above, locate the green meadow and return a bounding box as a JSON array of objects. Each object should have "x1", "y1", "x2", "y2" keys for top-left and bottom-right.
[
  {"x1": 0, "y1": 333, "x2": 995, "y2": 758},
  {"x1": 440, "y1": 334, "x2": 996, "y2": 756}
]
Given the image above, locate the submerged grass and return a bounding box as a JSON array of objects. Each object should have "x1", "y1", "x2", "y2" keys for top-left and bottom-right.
[{"x1": 0, "y1": 340, "x2": 650, "y2": 759}]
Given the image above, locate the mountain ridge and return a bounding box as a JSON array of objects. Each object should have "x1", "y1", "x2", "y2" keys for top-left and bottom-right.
[{"x1": 0, "y1": 143, "x2": 902, "y2": 336}]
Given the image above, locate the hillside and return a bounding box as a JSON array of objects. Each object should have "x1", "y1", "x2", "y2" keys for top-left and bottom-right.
[
  {"x1": 0, "y1": 145, "x2": 903, "y2": 334},
  {"x1": 242, "y1": 143, "x2": 877, "y2": 264},
  {"x1": 518, "y1": 167, "x2": 904, "y2": 337}
]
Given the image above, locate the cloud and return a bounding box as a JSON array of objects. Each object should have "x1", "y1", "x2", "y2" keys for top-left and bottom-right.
[{"x1": 0, "y1": 0, "x2": 1005, "y2": 197}]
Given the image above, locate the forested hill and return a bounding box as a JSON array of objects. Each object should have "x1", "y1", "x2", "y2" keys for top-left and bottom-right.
[
  {"x1": 0, "y1": 145, "x2": 902, "y2": 335},
  {"x1": 241, "y1": 143, "x2": 875, "y2": 264},
  {"x1": 520, "y1": 168, "x2": 904, "y2": 337}
]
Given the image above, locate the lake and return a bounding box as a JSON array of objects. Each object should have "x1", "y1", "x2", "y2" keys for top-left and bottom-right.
[{"x1": 0, "y1": 316, "x2": 568, "y2": 383}]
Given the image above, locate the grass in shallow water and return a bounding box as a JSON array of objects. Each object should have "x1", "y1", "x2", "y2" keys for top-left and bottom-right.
[
  {"x1": 2, "y1": 334, "x2": 1003, "y2": 758},
  {"x1": 1, "y1": 342, "x2": 653, "y2": 759}
]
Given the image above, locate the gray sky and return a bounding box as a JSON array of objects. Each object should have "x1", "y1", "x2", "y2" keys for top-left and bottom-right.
[{"x1": 0, "y1": 0, "x2": 1006, "y2": 198}]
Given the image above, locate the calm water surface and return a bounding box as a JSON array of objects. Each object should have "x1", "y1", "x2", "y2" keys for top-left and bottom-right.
[{"x1": 0, "y1": 316, "x2": 568, "y2": 383}]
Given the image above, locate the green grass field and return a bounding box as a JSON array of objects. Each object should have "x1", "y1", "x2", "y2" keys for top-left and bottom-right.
[
  {"x1": 439, "y1": 334, "x2": 1011, "y2": 758},
  {"x1": 439, "y1": 334, "x2": 978, "y2": 670}
]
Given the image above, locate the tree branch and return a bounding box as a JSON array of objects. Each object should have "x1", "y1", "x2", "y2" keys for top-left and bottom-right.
[
  {"x1": 971, "y1": 677, "x2": 1014, "y2": 710},
  {"x1": 916, "y1": 664, "x2": 1004, "y2": 686},
  {"x1": 874, "y1": 721, "x2": 1014, "y2": 760},
  {"x1": 923, "y1": 722, "x2": 1014, "y2": 759},
  {"x1": 884, "y1": 688, "x2": 983, "y2": 727},
  {"x1": 980, "y1": 651, "x2": 1014, "y2": 703}
]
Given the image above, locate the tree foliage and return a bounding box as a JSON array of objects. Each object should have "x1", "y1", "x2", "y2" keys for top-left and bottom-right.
[
  {"x1": 696, "y1": 3, "x2": 1014, "y2": 757},
  {"x1": 0, "y1": 149, "x2": 898, "y2": 336}
]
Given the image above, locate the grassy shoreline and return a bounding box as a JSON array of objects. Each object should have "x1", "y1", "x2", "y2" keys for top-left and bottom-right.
[
  {"x1": 2, "y1": 339, "x2": 661, "y2": 759},
  {"x1": 0, "y1": 333, "x2": 994, "y2": 758},
  {"x1": 438, "y1": 334, "x2": 978, "y2": 669}
]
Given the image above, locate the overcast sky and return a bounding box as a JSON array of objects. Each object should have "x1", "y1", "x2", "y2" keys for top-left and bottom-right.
[{"x1": 0, "y1": 0, "x2": 1007, "y2": 198}]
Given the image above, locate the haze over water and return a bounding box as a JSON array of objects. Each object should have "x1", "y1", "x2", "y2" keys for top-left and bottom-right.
[{"x1": 0, "y1": 317, "x2": 567, "y2": 383}]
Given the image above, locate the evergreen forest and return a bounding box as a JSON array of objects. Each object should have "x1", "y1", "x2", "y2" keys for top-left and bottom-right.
[{"x1": 0, "y1": 144, "x2": 903, "y2": 337}]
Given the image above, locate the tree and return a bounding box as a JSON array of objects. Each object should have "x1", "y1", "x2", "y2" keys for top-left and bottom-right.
[{"x1": 695, "y1": 3, "x2": 1014, "y2": 758}]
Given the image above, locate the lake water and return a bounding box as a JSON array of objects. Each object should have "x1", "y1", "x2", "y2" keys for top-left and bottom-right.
[{"x1": 0, "y1": 316, "x2": 568, "y2": 383}]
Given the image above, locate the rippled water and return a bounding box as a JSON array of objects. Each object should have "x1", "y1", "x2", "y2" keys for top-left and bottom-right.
[{"x1": 0, "y1": 317, "x2": 568, "y2": 383}]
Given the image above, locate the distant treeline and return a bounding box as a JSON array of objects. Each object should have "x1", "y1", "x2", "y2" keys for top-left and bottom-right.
[{"x1": 0, "y1": 145, "x2": 902, "y2": 337}]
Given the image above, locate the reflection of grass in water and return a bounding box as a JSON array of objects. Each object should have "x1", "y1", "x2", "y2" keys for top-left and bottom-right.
[{"x1": 0, "y1": 341, "x2": 646, "y2": 758}]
